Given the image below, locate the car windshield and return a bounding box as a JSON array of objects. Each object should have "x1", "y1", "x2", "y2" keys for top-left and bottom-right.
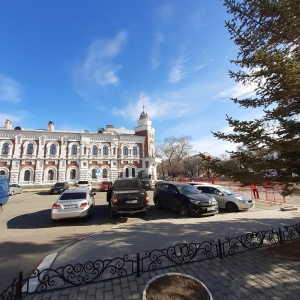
[
  {"x1": 218, "y1": 187, "x2": 236, "y2": 195},
  {"x1": 59, "y1": 192, "x2": 86, "y2": 200},
  {"x1": 114, "y1": 180, "x2": 140, "y2": 190},
  {"x1": 178, "y1": 185, "x2": 201, "y2": 195},
  {"x1": 78, "y1": 181, "x2": 89, "y2": 184},
  {"x1": 55, "y1": 183, "x2": 64, "y2": 187}
]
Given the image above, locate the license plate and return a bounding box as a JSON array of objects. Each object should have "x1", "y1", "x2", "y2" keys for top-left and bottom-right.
[
  {"x1": 207, "y1": 206, "x2": 215, "y2": 211},
  {"x1": 64, "y1": 205, "x2": 77, "y2": 209},
  {"x1": 126, "y1": 200, "x2": 138, "y2": 204}
]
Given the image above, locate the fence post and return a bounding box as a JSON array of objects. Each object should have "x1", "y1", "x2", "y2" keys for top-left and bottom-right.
[
  {"x1": 136, "y1": 253, "x2": 141, "y2": 278},
  {"x1": 278, "y1": 228, "x2": 284, "y2": 245},
  {"x1": 16, "y1": 271, "x2": 23, "y2": 299},
  {"x1": 218, "y1": 239, "x2": 223, "y2": 259}
]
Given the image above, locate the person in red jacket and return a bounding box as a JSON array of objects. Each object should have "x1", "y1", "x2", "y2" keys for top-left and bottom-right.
[{"x1": 250, "y1": 184, "x2": 259, "y2": 198}]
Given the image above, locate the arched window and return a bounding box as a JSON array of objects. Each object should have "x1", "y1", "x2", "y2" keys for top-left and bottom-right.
[
  {"x1": 27, "y1": 143, "x2": 34, "y2": 154},
  {"x1": 133, "y1": 146, "x2": 137, "y2": 156},
  {"x1": 103, "y1": 146, "x2": 108, "y2": 155},
  {"x1": 70, "y1": 169, "x2": 76, "y2": 180},
  {"x1": 132, "y1": 168, "x2": 135, "y2": 177},
  {"x1": 92, "y1": 145, "x2": 98, "y2": 155},
  {"x1": 71, "y1": 145, "x2": 77, "y2": 155},
  {"x1": 0, "y1": 170, "x2": 5, "y2": 175},
  {"x1": 102, "y1": 168, "x2": 108, "y2": 178},
  {"x1": 1, "y1": 143, "x2": 9, "y2": 154},
  {"x1": 48, "y1": 170, "x2": 54, "y2": 180},
  {"x1": 50, "y1": 144, "x2": 57, "y2": 155},
  {"x1": 24, "y1": 170, "x2": 31, "y2": 181},
  {"x1": 125, "y1": 168, "x2": 129, "y2": 177},
  {"x1": 123, "y1": 146, "x2": 128, "y2": 156},
  {"x1": 92, "y1": 169, "x2": 97, "y2": 179}
]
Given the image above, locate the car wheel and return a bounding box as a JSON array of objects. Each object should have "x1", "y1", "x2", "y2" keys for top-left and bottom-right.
[
  {"x1": 226, "y1": 202, "x2": 238, "y2": 212},
  {"x1": 10, "y1": 191, "x2": 14, "y2": 196},
  {"x1": 179, "y1": 205, "x2": 190, "y2": 218},
  {"x1": 154, "y1": 197, "x2": 161, "y2": 209}
]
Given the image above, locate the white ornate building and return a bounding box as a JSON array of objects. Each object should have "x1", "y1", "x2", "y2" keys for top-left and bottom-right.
[{"x1": 0, "y1": 110, "x2": 161, "y2": 185}]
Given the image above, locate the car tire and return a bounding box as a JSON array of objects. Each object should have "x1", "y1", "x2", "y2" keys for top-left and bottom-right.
[
  {"x1": 10, "y1": 191, "x2": 14, "y2": 196},
  {"x1": 154, "y1": 197, "x2": 162, "y2": 209},
  {"x1": 226, "y1": 202, "x2": 238, "y2": 212},
  {"x1": 179, "y1": 204, "x2": 190, "y2": 218}
]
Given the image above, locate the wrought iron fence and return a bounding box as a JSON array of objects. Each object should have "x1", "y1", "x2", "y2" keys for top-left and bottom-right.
[{"x1": 1, "y1": 222, "x2": 300, "y2": 300}]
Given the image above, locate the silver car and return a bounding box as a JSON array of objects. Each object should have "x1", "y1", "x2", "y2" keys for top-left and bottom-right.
[
  {"x1": 195, "y1": 184, "x2": 255, "y2": 212},
  {"x1": 51, "y1": 189, "x2": 95, "y2": 221},
  {"x1": 9, "y1": 184, "x2": 22, "y2": 195}
]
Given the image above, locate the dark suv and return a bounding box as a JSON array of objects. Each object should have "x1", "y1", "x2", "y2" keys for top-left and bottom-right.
[
  {"x1": 108, "y1": 178, "x2": 150, "y2": 218},
  {"x1": 49, "y1": 182, "x2": 69, "y2": 194},
  {"x1": 153, "y1": 182, "x2": 218, "y2": 217}
]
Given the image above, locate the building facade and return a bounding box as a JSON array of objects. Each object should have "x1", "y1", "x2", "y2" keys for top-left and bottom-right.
[{"x1": 0, "y1": 110, "x2": 161, "y2": 185}]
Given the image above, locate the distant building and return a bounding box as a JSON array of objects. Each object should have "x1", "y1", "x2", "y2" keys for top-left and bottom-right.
[{"x1": 0, "y1": 110, "x2": 161, "y2": 185}]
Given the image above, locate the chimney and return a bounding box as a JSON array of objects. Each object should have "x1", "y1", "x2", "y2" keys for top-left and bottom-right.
[
  {"x1": 48, "y1": 121, "x2": 54, "y2": 131},
  {"x1": 4, "y1": 119, "x2": 12, "y2": 129},
  {"x1": 106, "y1": 125, "x2": 114, "y2": 132}
]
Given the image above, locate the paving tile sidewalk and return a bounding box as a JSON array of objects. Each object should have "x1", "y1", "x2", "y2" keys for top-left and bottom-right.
[{"x1": 24, "y1": 250, "x2": 300, "y2": 300}]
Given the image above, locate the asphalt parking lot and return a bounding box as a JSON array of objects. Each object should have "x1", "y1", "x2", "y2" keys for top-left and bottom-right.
[{"x1": 0, "y1": 188, "x2": 297, "y2": 293}]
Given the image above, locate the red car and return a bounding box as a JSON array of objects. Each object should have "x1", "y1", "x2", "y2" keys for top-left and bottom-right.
[{"x1": 100, "y1": 181, "x2": 112, "y2": 192}]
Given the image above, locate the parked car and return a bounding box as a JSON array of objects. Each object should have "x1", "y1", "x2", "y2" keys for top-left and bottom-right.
[
  {"x1": 75, "y1": 180, "x2": 92, "y2": 191},
  {"x1": 153, "y1": 182, "x2": 218, "y2": 218},
  {"x1": 51, "y1": 189, "x2": 95, "y2": 221},
  {"x1": 141, "y1": 180, "x2": 152, "y2": 190},
  {"x1": 108, "y1": 178, "x2": 150, "y2": 218},
  {"x1": 0, "y1": 175, "x2": 9, "y2": 212},
  {"x1": 195, "y1": 184, "x2": 255, "y2": 212},
  {"x1": 49, "y1": 182, "x2": 69, "y2": 194},
  {"x1": 99, "y1": 181, "x2": 112, "y2": 192},
  {"x1": 9, "y1": 184, "x2": 22, "y2": 195}
]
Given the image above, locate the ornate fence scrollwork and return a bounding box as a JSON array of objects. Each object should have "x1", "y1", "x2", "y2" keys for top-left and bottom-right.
[
  {"x1": 283, "y1": 223, "x2": 300, "y2": 241},
  {"x1": 223, "y1": 229, "x2": 277, "y2": 256}
]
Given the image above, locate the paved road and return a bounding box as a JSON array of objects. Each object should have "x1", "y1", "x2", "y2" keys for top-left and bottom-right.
[{"x1": 0, "y1": 188, "x2": 298, "y2": 293}]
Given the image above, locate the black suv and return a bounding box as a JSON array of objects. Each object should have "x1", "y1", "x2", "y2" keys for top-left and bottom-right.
[
  {"x1": 49, "y1": 182, "x2": 69, "y2": 194},
  {"x1": 108, "y1": 178, "x2": 150, "y2": 218},
  {"x1": 153, "y1": 182, "x2": 218, "y2": 217}
]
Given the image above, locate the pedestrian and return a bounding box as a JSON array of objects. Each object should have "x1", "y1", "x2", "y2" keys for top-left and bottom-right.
[{"x1": 250, "y1": 183, "x2": 259, "y2": 198}]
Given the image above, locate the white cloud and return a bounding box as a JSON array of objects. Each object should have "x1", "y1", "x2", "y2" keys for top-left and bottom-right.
[
  {"x1": 73, "y1": 30, "x2": 128, "y2": 94},
  {"x1": 168, "y1": 54, "x2": 189, "y2": 84},
  {"x1": 0, "y1": 75, "x2": 23, "y2": 104}
]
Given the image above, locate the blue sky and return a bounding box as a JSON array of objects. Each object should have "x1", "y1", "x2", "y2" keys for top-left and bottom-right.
[{"x1": 0, "y1": 0, "x2": 260, "y2": 157}]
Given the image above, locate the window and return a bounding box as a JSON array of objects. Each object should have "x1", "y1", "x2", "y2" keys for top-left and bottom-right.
[
  {"x1": 27, "y1": 143, "x2": 34, "y2": 154},
  {"x1": 1, "y1": 143, "x2": 9, "y2": 154},
  {"x1": 123, "y1": 146, "x2": 128, "y2": 156},
  {"x1": 92, "y1": 169, "x2": 97, "y2": 179},
  {"x1": 132, "y1": 168, "x2": 135, "y2": 177},
  {"x1": 102, "y1": 168, "x2": 108, "y2": 178},
  {"x1": 70, "y1": 169, "x2": 76, "y2": 180},
  {"x1": 71, "y1": 145, "x2": 77, "y2": 155},
  {"x1": 50, "y1": 144, "x2": 57, "y2": 155},
  {"x1": 24, "y1": 170, "x2": 31, "y2": 181},
  {"x1": 0, "y1": 170, "x2": 5, "y2": 175},
  {"x1": 133, "y1": 146, "x2": 137, "y2": 156},
  {"x1": 103, "y1": 146, "x2": 108, "y2": 155},
  {"x1": 48, "y1": 170, "x2": 54, "y2": 180},
  {"x1": 125, "y1": 167, "x2": 129, "y2": 177},
  {"x1": 92, "y1": 145, "x2": 98, "y2": 155}
]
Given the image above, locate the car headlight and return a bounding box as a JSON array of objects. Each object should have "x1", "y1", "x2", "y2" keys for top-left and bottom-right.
[
  {"x1": 235, "y1": 196, "x2": 249, "y2": 203},
  {"x1": 190, "y1": 200, "x2": 201, "y2": 205}
]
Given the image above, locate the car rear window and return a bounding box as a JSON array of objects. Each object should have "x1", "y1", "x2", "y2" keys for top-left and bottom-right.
[
  {"x1": 78, "y1": 181, "x2": 89, "y2": 184},
  {"x1": 60, "y1": 192, "x2": 86, "y2": 200},
  {"x1": 55, "y1": 183, "x2": 65, "y2": 187},
  {"x1": 114, "y1": 180, "x2": 140, "y2": 190}
]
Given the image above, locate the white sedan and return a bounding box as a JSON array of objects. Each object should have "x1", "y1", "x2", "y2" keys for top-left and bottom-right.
[
  {"x1": 9, "y1": 184, "x2": 22, "y2": 195},
  {"x1": 51, "y1": 189, "x2": 95, "y2": 221}
]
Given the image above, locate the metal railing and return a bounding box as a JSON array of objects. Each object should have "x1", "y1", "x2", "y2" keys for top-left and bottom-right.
[{"x1": 1, "y1": 222, "x2": 299, "y2": 300}]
